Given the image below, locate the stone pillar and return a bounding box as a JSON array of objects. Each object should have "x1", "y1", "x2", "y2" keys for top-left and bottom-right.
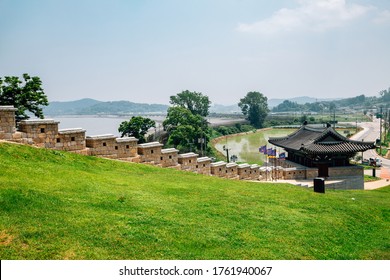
[{"x1": 0, "y1": 106, "x2": 17, "y2": 139}]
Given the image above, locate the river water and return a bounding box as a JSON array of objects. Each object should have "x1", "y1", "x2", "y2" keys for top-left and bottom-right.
[
  {"x1": 48, "y1": 116, "x2": 164, "y2": 137},
  {"x1": 47, "y1": 116, "x2": 244, "y2": 137}
]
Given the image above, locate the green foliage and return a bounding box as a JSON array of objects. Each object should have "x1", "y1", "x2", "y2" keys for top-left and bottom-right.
[
  {"x1": 213, "y1": 124, "x2": 255, "y2": 136},
  {"x1": 379, "y1": 87, "x2": 390, "y2": 102},
  {"x1": 272, "y1": 100, "x2": 301, "y2": 112},
  {"x1": 165, "y1": 90, "x2": 211, "y2": 153},
  {"x1": 169, "y1": 90, "x2": 211, "y2": 117},
  {"x1": 238, "y1": 91, "x2": 269, "y2": 128},
  {"x1": 163, "y1": 107, "x2": 209, "y2": 152},
  {"x1": 0, "y1": 142, "x2": 389, "y2": 259},
  {"x1": 0, "y1": 74, "x2": 49, "y2": 122},
  {"x1": 118, "y1": 116, "x2": 155, "y2": 143}
]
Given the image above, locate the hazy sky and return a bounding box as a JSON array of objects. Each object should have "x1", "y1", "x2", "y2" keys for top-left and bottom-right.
[{"x1": 1, "y1": 0, "x2": 389, "y2": 105}]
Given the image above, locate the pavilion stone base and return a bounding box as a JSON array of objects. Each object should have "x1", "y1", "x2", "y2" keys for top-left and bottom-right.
[
  {"x1": 328, "y1": 165, "x2": 363, "y2": 177},
  {"x1": 324, "y1": 176, "x2": 364, "y2": 190},
  {"x1": 275, "y1": 160, "x2": 364, "y2": 189}
]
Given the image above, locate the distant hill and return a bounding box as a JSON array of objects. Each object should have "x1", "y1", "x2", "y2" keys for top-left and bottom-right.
[
  {"x1": 268, "y1": 96, "x2": 339, "y2": 108},
  {"x1": 43, "y1": 98, "x2": 102, "y2": 115},
  {"x1": 44, "y1": 99, "x2": 169, "y2": 116},
  {"x1": 209, "y1": 97, "x2": 339, "y2": 113},
  {"x1": 210, "y1": 104, "x2": 241, "y2": 114},
  {"x1": 43, "y1": 96, "x2": 341, "y2": 116}
]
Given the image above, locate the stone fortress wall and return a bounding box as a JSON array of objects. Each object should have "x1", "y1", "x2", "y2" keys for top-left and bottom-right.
[{"x1": 0, "y1": 105, "x2": 364, "y2": 188}]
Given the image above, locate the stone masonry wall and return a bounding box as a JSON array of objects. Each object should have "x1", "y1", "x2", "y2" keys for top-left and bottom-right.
[
  {"x1": 0, "y1": 105, "x2": 369, "y2": 187},
  {"x1": 115, "y1": 137, "x2": 138, "y2": 158},
  {"x1": 328, "y1": 165, "x2": 363, "y2": 177},
  {"x1": 196, "y1": 157, "x2": 211, "y2": 175},
  {"x1": 210, "y1": 161, "x2": 227, "y2": 178},
  {"x1": 18, "y1": 119, "x2": 59, "y2": 148},
  {"x1": 56, "y1": 128, "x2": 86, "y2": 151},
  {"x1": 86, "y1": 134, "x2": 117, "y2": 157},
  {"x1": 226, "y1": 163, "x2": 239, "y2": 179},
  {"x1": 159, "y1": 148, "x2": 179, "y2": 167},
  {"x1": 250, "y1": 164, "x2": 260, "y2": 180},
  {"x1": 137, "y1": 142, "x2": 163, "y2": 164},
  {"x1": 178, "y1": 153, "x2": 199, "y2": 171},
  {"x1": 0, "y1": 106, "x2": 16, "y2": 139},
  {"x1": 238, "y1": 164, "x2": 251, "y2": 180}
]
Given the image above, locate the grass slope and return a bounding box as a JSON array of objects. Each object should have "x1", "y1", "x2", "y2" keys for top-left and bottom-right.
[{"x1": 0, "y1": 142, "x2": 389, "y2": 260}]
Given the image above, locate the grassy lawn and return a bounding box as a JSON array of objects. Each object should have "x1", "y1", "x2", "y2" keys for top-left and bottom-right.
[
  {"x1": 0, "y1": 142, "x2": 389, "y2": 260},
  {"x1": 364, "y1": 175, "x2": 381, "y2": 182}
]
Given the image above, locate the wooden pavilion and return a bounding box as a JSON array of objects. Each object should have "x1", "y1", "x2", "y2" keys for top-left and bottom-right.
[{"x1": 268, "y1": 123, "x2": 375, "y2": 177}]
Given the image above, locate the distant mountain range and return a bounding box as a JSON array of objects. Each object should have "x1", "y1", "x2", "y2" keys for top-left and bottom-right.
[
  {"x1": 44, "y1": 98, "x2": 169, "y2": 116},
  {"x1": 43, "y1": 96, "x2": 339, "y2": 116},
  {"x1": 267, "y1": 96, "x2": 339, "y2": 108}
]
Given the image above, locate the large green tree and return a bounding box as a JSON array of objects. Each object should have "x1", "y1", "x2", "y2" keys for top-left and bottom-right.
[
  {"x1": 118, "y1": 116, "x2": 155, "y2": 143},
  {"x1": 0, "y1": 74, "x2": 49, "y2": 122},
  {"x1": 163, "y1": 106, "x2": 209, "y2": 152},
  {"x1": 238, "y1": 91, "x2": 269, "y2": 128},
  {"x1": 169, "y1": 90, "x2": 211, "y2": 117}
]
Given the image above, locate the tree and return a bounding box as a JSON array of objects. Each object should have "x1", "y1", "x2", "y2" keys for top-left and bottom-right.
[
  {"x1": 0, "y1": 74, "x2": 49, "y2": 122},
  {"x1": 163, "y1": 106, "x2": 209, "y2": 152},
  {"x1": 380, "y1": 87, "x2": 390, "y2": 103},
  {"x1": 272, "y1": 100, "x2": 301, "y2": 112},
  {"x1": 118, "y1": 116, "x2": 155, "y2": 143},
  {"x1": 169, "y1": 90, "x2": 211, "y2": 117},
  {"x1": 238, "y1": 91, "x2": 269, "y2": 128}
]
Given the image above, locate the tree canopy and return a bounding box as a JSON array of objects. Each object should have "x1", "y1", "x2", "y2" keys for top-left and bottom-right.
[
  {"x1": 163, "y1": 107, "x2": 209, "y2": 152},
  {"x1": 238, "y1": 91, "x2": 269, "y2": 128},
  {"x1": 118, "y1": 116, "x2": 155, "y2": 144},
  {"x1": 169, "y1": 90, "x2": 211, "y2": 117},
  {"x1": 0, "y1": 74, "x2": 49, "y2": 121}
]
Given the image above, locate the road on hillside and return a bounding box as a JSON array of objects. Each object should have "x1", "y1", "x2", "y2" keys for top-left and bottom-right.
[{"x1": 350, "y1": 117, "x2": 390, "y2": 169}]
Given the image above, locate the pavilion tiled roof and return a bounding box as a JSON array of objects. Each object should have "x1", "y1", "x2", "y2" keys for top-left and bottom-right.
[{"x1": 268, "y1": 124, "x2": 375, "y2": 155}]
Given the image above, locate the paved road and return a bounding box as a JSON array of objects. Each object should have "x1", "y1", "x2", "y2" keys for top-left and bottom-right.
[{"x1": 350, "y1": 118, "x2": 390, "y2": 182}]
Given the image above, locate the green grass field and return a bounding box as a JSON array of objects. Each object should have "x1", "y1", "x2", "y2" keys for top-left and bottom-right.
[{"x1": 0, "y1": 142, "x2": 389, "y2": 260}]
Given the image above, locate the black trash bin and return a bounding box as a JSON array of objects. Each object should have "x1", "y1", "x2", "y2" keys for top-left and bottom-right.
[{"x1": 314, "y1": 177, "x2": 325, "y2": 193}]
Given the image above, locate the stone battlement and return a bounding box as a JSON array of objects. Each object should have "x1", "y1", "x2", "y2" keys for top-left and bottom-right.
[{"x1": 0, "y1": 105, "x2": 366, "y2": 189}]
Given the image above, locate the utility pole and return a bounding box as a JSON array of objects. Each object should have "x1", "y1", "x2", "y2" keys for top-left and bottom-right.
[
  {"x1": 333, "y1": 109, "x2": 336, "y2": 128},
  {"x1": 223, "y1": 145, "x2": 230, "y2": 163}
]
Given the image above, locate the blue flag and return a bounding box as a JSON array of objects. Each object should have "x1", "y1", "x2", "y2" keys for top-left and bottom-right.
[
  {"x1": 259, "y1": 145, "x2": 267, "y2": 154},
  {"x1": 279, "y1": 152, "x2": 286, "y2": 159}
]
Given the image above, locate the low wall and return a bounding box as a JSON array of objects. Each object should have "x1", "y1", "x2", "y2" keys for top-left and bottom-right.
[
  {"x1": 328, "y1": 165, "x2": 363, "y2": 177},
  {"x1": 0, "y1": 105, "x2": 368, "y2": 188},
  {"x1": 325, "y1": 176, "x2": 364, "y2": 190},
  {"x1": 196, "y1": 157, "x2": 211, "y2": 175},
  {"x1": 18, "y1": 119, "x2": 60, "y2": 148},
  {"x1": 56, "y1": 128, "x2": 86, "y2": 151}
]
